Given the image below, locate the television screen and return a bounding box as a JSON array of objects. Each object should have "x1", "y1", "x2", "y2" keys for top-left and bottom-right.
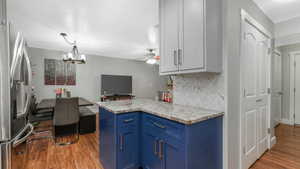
[{"x1": 101, "y1": 75, "x2": 132, "y2": 95}]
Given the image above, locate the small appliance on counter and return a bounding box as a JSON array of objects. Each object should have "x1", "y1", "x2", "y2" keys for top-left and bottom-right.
[{"x1": 157, "y1": 90, "x2": 173, "y2": 103}]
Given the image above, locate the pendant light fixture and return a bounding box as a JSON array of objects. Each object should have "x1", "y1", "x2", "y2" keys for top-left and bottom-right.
[{"x1": 60, "y1": 33, "x2": 86, "y2": 64}]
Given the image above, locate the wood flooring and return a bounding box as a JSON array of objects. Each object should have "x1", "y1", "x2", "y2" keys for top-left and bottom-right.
[
  {"x1": 22, "y1": 120, "x2": 103, "y2": 169},
  {"x1": 21, "y1": 121, "x2": 300, "y2": 169},
  {"x1": 250, "y1": 124, "x2": 300, "y2": 169}
]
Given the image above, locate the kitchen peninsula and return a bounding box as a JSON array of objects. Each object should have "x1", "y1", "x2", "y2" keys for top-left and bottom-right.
[{"x1": 98, "y1": 99, "x2": 224, "y2": 169}]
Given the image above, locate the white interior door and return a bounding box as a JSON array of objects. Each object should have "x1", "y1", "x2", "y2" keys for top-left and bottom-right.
[
  {"x1": 294, "y1": 54, "x2": 300, "y2": 124},
  {"x1": 241, "y1": 20, "x2": 270, "y2": 169},
  {"x1": 256, "y1": 37, "x2": 269, "y2": 158},
  {"x1": 271, "y1": 51, "x2": 282, "y2": 127}
]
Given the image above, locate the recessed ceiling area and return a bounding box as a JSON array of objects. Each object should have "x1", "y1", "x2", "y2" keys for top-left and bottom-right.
[
  {"x1": 253, "y1": 0, "x2": 300, "y2": 23},
  {"x1": 7, "y1": 0, "x2": 158, "y2": 60}
]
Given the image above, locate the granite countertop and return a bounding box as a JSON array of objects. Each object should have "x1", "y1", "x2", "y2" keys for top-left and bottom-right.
[{"x1": 97, "y1": 99, "x2": 224, "y2": 125}]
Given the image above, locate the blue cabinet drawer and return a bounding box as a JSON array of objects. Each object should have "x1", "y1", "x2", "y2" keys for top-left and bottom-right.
[
  {"x1": 143, "y1": 113, "x2": 185, "y2": 141},
  {"x1": 117, "y1": 113, "x2": 139, "y2": 128}
]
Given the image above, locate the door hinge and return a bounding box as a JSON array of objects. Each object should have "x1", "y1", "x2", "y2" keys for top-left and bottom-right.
[
  {"x1": 268, "y1": 48, "x2": 272, "y2": 55},
  {"x1": 268, "y1": 88, "x2": 271, "y2": 94},
  {"x1": 268, "y1": 128, "x2": 271, "y2": 134},
  {"x1": 295, "y1": 88, "x2": 296, "y2": 93},
  {"x1": 243, "y1": 89, "x2": 246, "y2": 97},
  {"x1": 0, "y1": 19, "x2": 6, "y2": 26}
]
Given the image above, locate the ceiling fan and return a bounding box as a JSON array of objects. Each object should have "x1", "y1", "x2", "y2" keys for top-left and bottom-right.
[
  {"x1": 144, "y1": 48, "x2": 160, "y2": 65},
  {"x1": 137, "y1": 25, "x2": 160, "y2": 64}
]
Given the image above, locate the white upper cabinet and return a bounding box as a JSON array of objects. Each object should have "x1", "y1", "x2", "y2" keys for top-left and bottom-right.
[{"x1": 159, "y1": 0, "x2": 222, "y2": 75}]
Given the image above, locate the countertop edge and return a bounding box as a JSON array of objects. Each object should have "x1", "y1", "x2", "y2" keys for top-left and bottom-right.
[{"x1": 97, "y1": 103, "x2": 224, "y2": 125}]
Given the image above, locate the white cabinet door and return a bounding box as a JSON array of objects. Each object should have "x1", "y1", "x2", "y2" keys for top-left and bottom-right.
[
  {"x1": 160, "y1": 0, "x2": 180, "y2": 73},
  {"x1": 180, "y1": 0, "x2": 204, "y2": 71}
]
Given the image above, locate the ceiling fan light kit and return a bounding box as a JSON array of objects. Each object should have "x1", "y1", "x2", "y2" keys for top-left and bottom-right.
[{"x1": 145, "y1": 48, "x2": 160, "y2": 65}]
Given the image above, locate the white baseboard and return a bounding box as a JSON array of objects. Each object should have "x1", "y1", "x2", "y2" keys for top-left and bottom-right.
[
  {"x1": 280, "y1": 118, "x2": 293, "y2": 125},
  {"x1": 270, "y1": 136, "x2": 276, "y2": 148}
]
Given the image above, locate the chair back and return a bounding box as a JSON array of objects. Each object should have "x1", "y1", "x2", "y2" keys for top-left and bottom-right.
[{"x1": 54, "y1": 97, "x2": 79, "y2": 126}]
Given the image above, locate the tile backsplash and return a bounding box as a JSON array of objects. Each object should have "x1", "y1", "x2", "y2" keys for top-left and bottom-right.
[{"x1": 173, "y1": 73, "x2": 225, "y2": 111}]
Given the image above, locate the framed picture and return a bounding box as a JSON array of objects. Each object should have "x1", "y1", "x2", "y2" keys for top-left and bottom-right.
[{"x1": 44, "y1": 59, "x2": 76, "y2": 85}]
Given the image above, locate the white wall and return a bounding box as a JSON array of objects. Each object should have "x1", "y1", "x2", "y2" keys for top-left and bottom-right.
[
  {"x1": 28, "y1": 47, "x2": 167, "y2": 102},
  {"x1": 278, "y1": 43, "x2": 300, "y2": 122},
  {"x1": 275, "y1": 17, "x2": 300, "y2": 47},
  {"x1": 225, "y1": 0, "x2": 274, "y2": 168}
]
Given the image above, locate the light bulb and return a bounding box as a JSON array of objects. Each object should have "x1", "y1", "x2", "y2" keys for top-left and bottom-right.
[
  {"x1": 80, "y1": 54, "x2": 86, "y2": 61},
  {"x1": 67, "y1": 52, "x2": 73, "y2": 59},
  {"x1": 146, "y1": 58, "x2": 157, "y2": 64}
]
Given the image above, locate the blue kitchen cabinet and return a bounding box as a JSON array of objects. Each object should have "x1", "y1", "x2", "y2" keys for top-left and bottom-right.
[
  {"x1": 99, "y1": 108, "x2": 223, "y2": 169},
  {"x1": 142, "y1": 131, "x2": 162, "y2": 169},
  {"x1": 99, "y1": 108, "x2": 117, "y2": 169},
  {"x1": 99, "y1": 108, "x2": 140, "y2": 169},
  {"x1": 141, "y1": 113, "x2": 185, "y2": 169},
  {"x1": 117, "y1": 113, "x2": 140, "y2": 169}
]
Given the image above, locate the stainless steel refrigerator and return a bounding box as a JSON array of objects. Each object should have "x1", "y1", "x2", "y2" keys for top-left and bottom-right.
[{"x1": 1, "y1": 0, "x2": 34, "y2": 169}]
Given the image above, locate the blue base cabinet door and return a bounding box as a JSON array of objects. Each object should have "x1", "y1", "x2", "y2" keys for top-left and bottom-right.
[
  {"x1": 162, "y1": 139, "x2": 185, "y2": 169},
  {"x1": 117, "y1": 113, "x2": 140, "y2": 169},
  {"x1": 142, "y1": 132, "x2": 162, "y2": 169}
]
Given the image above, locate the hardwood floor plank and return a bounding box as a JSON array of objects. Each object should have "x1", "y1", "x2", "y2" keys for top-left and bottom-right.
[
  {"x1": 24, "y1": 118, "x2": 103, "y2": 169},
  {"x1": 250, "y1": 125, "x2": 300, "y2": 169}
]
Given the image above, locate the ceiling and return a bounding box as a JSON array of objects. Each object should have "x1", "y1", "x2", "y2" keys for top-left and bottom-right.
[
  {"x1": 253, "y1": 0, "x2": 300, "y2": 23},
  {"x1": 8, "y1": 0, "x2": 159, "y2": 60}
]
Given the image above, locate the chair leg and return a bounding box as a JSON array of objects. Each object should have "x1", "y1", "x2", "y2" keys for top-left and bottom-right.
[{"x1": 55, "y1": 123, "x2": 79, "y2": 146}]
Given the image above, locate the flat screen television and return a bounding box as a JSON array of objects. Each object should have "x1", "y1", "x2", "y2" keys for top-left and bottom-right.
[{"x1": 101, "y1": 75, "x2": 132, "y2": 96}]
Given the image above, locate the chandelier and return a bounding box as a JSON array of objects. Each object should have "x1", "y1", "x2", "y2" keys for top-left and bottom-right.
[{"x1": 60, "y1": 33, "x2": 86, "y2": 64}]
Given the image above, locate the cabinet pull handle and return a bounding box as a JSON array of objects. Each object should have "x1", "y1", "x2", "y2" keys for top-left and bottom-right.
[
  {"x1": 174, "y1": 50, "x2": 178, "y2": 66},
  {"x1": 154, "y1": 140, "x2": 158, "y2": 155},
  {"x1": 159, "y1": 140, "x2": 164, "y2": 160},
  {"x1": 178, "y1": 49, "x2": 182, "y2": 65},
  {"x1": 123, "y1": 118, "x2": 134, "y2": 123},
  {"x1": 120, "y1": 135, "x2": 124, "y2": 152},
  {"x1": 256, "y1": 99, "x2": 263, "y2": 102},
  {"x1": 153, "y1": 122, "x2": 166, "y2": 129}
]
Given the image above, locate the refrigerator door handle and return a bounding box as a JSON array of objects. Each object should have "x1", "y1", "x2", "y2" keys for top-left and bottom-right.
[
  {"x1": 11, "y1": 123, "x2": 33, "y2": 147},
  {"x1": 16, "y1": 44, "x2": 32, "y2": 119},
  {"x1": 10, "y1": 32, "x2": 22, "y2": 86}
]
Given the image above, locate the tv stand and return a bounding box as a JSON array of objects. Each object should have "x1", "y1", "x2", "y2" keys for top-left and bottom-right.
[{"x1": 101, "y1": 94, "x2": 135, "y2": 102}]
